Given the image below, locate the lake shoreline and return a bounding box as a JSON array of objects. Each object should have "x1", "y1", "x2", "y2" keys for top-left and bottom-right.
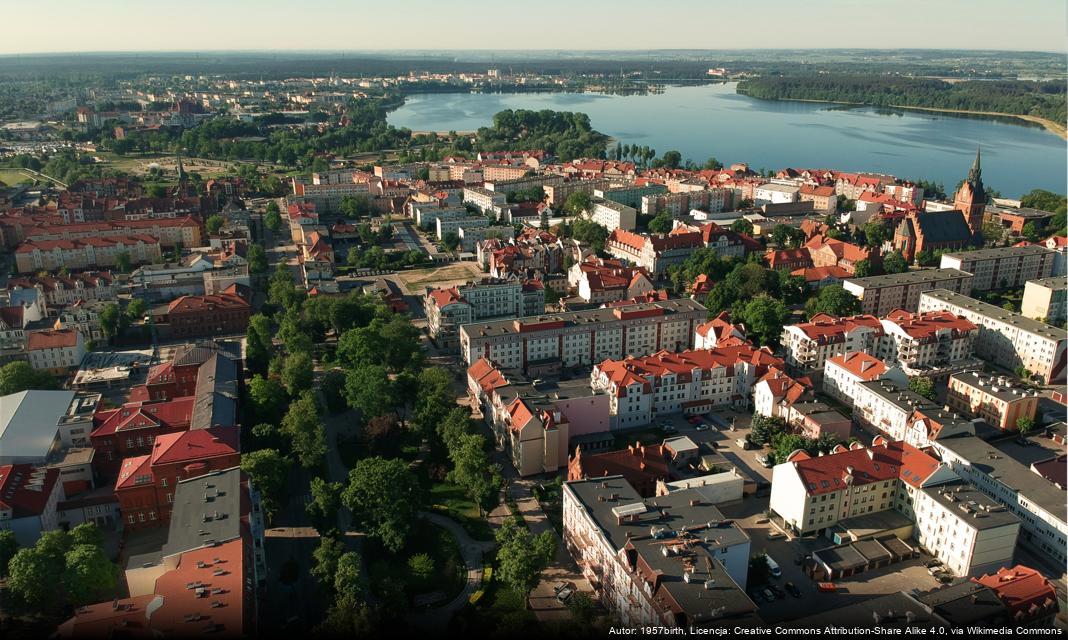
[{"x1": 739, "y1": 95, "x2": 1066, "y2": 140}]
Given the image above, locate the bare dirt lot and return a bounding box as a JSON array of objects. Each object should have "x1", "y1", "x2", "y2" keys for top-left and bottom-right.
[{"x1": 393, "y1": 262, "x2": 484, "y2": 295}]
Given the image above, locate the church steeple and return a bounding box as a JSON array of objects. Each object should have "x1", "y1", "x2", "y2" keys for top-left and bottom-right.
[
  {"x1": 954, "y1": 148, "x2": 987, "y2": 241},
  {"x1": 969, "y1": 147, "x2": 982, "y2": 182}
]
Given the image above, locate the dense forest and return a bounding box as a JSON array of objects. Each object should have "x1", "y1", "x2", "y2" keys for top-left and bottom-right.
[{"x1": 737, "y1": 74, "x2": 1067, "y2": 124}]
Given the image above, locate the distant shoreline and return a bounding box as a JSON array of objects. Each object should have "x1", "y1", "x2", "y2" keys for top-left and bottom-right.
[
  {"x1": 747, "y1": 95, "x2": 1067, "y2": 139},
  {"x1": 395, "y1": 88, "x2": 1067, "y2": 140}
]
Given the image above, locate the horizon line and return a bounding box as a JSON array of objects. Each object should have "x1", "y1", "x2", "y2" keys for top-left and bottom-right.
[{"x1": 0, "y1": 46, "x2": 1064, "y2": 57}]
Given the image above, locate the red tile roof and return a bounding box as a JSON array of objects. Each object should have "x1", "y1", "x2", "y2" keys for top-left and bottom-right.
[
  {"x1": 974, "y1": 565, "x2": 1059, "y2": 622},
  {"x1": 826, "y1": 352, "x2": 889, "y2": 381},
  {"x1": 790, "y1": 440, "x2": 940, "y2": 496},
  {"x1": 882, "y1": 309, "x2": 977, "y2": 340},
  {"x1": 165, "y1": 293, "x2": 249, "y2": 315},
  {"x1": 149, "y1": 428, "x2": 239, "y2": 466},
  {"x1": 92, "y1": 397, "x2": 196, "y2": 437},
  {"x1": 427, "y1": 287, "x2": 465, "y2": 309},
  {"x1": 27, "y1": 328, "x2": 80, "y2": 350},
  {"x1": 789, "y1": 314, "x2": 883, "y2": 343},
  {"x1": 0, "y1": 464, "x2": 60, "y2": 518}
]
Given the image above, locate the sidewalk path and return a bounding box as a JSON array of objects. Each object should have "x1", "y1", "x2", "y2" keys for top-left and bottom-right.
[{"x1": 411, "y1": 510, "x2": 495, "y2": 630}]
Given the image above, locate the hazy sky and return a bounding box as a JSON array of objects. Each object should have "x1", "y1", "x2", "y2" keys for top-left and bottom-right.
[{"x1": 3, "y1": 0, "x2": 1065, "y2": 54}]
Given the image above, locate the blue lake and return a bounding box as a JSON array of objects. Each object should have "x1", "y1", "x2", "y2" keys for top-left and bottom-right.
[{"x1": 388, "y1": 83, "x2": 1068, "y2": 198}]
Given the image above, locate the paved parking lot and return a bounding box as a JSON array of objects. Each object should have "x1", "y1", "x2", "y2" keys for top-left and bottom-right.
[{"x1": 717, "y1": 497, "x2": 944, "y2": 623}]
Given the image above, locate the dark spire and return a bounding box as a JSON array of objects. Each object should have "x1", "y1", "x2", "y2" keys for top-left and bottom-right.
[{"x1": 968, "y1": 147, "x2": 982, "y2": 183}]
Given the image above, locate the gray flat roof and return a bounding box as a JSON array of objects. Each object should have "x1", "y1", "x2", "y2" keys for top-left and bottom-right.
[
  {"x1": 163, "y1": 467, "x2": 245, "y2": 560},
  {"x1": 460, "y1": 298, "x2": 706, "y2": 338},
  {"x1": 949, "y1": 370, "x2": 1040, "y2": 403},
  {"x1": 0, "y1": 390, "x2": 75, "y2": 463},
  {"x1": 813, "y1": 544, "x2": 868, "y2": 570},
  {"x1": 921, "y1": 481, "x2": 1022, "y2": 530},
  {"x1": 920, "y1": 289, "x2": 1068, "y2": 342},
  {"x1": 565, "y1": 475, "x2": 757, "y2": 624},
  {"x1": 936, "y1": 435, "x2": 1067, "y2": 522},
  {"x1": 857, "y1": 379, "x2": 939, "y2": 414},
  {"x1": 845, "y1": 268, "x2": 971, "y2": 289},
  {"x1": 1026, "y1": 276, "x2": 1068, "y2": 291},
  {"x1": 942, "y1": 245, "x2": 1055, "y2": 262}
]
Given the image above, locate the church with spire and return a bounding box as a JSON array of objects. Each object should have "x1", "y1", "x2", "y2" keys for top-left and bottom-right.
[
  {"x1": 954, "y1": 148, "x2": 987, "y2": 238},
  {"x1": 892, "y1": 149, "x2": 985, "y2": 263}
]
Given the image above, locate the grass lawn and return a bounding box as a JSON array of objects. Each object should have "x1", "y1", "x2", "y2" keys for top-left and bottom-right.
[
  {"x1": 429, "y1": 482, "x2": 494, "y2": 542},
  {"x1": 974, "y1": 287, "x2": 1025, "y2": 312},
  {"x1": 365, "y1": 520, "x2": 466, "y2": 608},
  {"x1": 0, "y1": 168, "x2": 34, "y2": 185}
]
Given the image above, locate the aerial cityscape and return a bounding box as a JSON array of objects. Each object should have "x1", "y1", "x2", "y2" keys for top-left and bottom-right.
[{"x1": 0, "y1": 2, "x2": 1065, "y2": 638}]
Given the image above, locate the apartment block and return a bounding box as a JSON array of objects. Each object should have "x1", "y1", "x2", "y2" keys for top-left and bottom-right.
[
  {"x1": 918, "y1": 289, "x2": 1067, "y2": 383},
  {"x1": 458, "y1": 298, "x2": 707, "y2": 373},
  {"x1": 852, "y1": 379, "x2": 975, "y2": 448},
  {"x1": 932, "y1": 435, "x2": 1067, "y2": 570},
  {"x1": 591, "y1": 345, "x2": 784, "y2": 429},
  {"x1": 436, "y1": 215, "x2": 489, "y2": 240},
  {"x1": 562, "y1": 475, "x2": 757, "y2": 628},
  {"x1": 425, "y1": 278, "x2": 544, "y2": 349},
  {"x1": 781, "y1": 313, "x2": 883, "y2": 373},
  {"x1": 15, "y1": 236, "x2": 163, "y2": 273},
  {"x1": 843, "y1": 269, "x2": 974, "y2": 316},
  {"x1": 770, "y1": 439, "x2": 1019, "y2": 577},
  {"x1": 823, "y1": 352, "x2": 906, "y2": 407},
  {"x1": 595, "y1": 184, "x2": 667, "y2": 209},
  {"x1": 543, "y1": 178, "x2": 609, "y2": 207},
  {"x1": 1021, "y1": 277, "x2": 1067, "y2": 325},
  {"x1": 467, "y1": 359, "x2": 610, "y2": 476},
  {"x1": 939, "y1": 245, "x2": 1056, "y2": 292},
  {"x1": 589, "y1": 198, "x2": 637, "y2": 232},
  {"x1": 463, "y1": 186, "x2": 507, "y2": 213},
  {"x1": 945, "y1": 371, "x2": 1040, "y2": 431},
  {"x1": 873, "y1": 309, "x2": 980, "y2": 378}
]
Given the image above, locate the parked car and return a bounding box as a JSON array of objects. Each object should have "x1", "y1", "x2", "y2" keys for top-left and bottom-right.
[
  {"x1": 756, "y1": 454, "x2": 773, "y2": 468},
  {"x1": 736, "y1": 438, "x2": 753, "y2": 450},
  {"x1": 765, "y1": 554, "x2": 782, "y2": 578},
  {"x1": 934, "y1": 573, "x2": 954, "y2": 584},
  {"x1": 785, "y1": 582, "x2": 802, "y2": 598},
  {"x1": 761, "y1": 587, "x2": 776, "y2": 602},
  {"x1": 767, "y1": 530, "x2": 786, "y2": 540},
  {"x1": 694, "y1": 425, "x2": 709, "y2": 432},
  {"x1": 924, "y1": 559, "x2": 943, "y2": 569},
  {"x1": 817, "y1": 582, "x2": 837, "y2": 593},
  {"x1": 770, "y1": 584, "x2": 785, "y2": 599},
  {"x1": 662, "y1": 425, "x2": 677, "y2": 434},
  {"x1": 927, "y1": 565, "x2": 944, "y2": 576}
]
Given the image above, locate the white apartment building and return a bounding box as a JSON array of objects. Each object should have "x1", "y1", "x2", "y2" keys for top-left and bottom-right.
[
  {"x1": 918, "y1": 289, "x2": 1067, "y2": 383},
  {"x1": 851, "y1": 379, "x2": 976, "y2": 448},
  {"x1": 589, "y1": 198, "x2": 637, "y2": 232},
  {"x1": 26, "y1": 329, "x2": 86, "y2": 374},
  {"x1": 932, "y1": 435, "x2": 1067, "y2": 570},
  {"x1": 591, "y1": 345, "x2": 784, "y2": 428},
  {"x1": 436, "y1": 215, "x2": 489, "y2": 240},
  {"x1": 459, "y1": 299, "x2": 707, "y2": 372},
  {"x1": 754, "y1": 183, "x2": 800, "y2": 206},
  {"x1": 874, "y1": 309, "x2": 980, "y2": 378},
  {"x1": 781, "y1": 314, "x2": 884, "y2": 372},
  {"x1": 462, "y1": 186, "x2": 507, "y2": 213},
  {"x1": 425, "y1": 278, "x2": 544, "y2": 349},
  {"x1": 770, "y1": 440, "x2": 1019, "y2": 577},
  {"x1": 413, "y1": 204, "x2": 468, "y2": 230},
  {"x1": 563, "y1": 476, "x2": 756, "y2": 627},
  {"x1": 823, "y1": 352, "x2": 906, "y2": 407},
  {"x1": 843, "y1": 269, "x2": 974, "y2": 317},
  {"x1": 1021, "y1": 276, "x2": 1067, "y2": 325},
  {"x1": 939, "y1": 245, "x2": 1056, "y2": 292}
]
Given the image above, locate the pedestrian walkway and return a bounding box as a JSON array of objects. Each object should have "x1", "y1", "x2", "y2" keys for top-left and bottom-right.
[{"x1": 410, "y1": 511, "x2": 495, "y2": 630}]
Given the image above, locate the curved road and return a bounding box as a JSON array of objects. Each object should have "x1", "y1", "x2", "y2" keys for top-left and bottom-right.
[{"x1": 411, "y1": 511, "x2": 495, "y2": 630}]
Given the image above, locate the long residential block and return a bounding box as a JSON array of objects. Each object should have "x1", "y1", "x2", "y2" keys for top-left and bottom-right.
[
  {"x1": 918, "y1": 289, "x2": 1067, "y2": 383},
  {"x1": 458, "y1": 298, "x2": 707, "y2": 373},
  {"x1": 842, "y1": 269, "x2": 973, "y2": 317}
]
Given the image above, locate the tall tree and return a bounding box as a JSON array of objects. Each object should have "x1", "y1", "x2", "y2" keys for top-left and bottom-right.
[
  {"x1": 0, "y1": 361, "x2": 57, "y2": 394},
  {"x1": 239, "y1": 449, "x2": 291, "y2": 520},
  {"x1": 494, "y1": 519, "x2": 556, "y2": 595},
  {"x1": 281, "y1": 350, "x2": 314, "y2": 396},
  {"x1": 344, "y1": 365, "x2": 397, "y2": 419},
  {"x1": 342, "y1": 457, "x2": 420, "y2": 553},
  {"x1": 281, "y1": 392, "x2": 327, "y2": 469}
]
